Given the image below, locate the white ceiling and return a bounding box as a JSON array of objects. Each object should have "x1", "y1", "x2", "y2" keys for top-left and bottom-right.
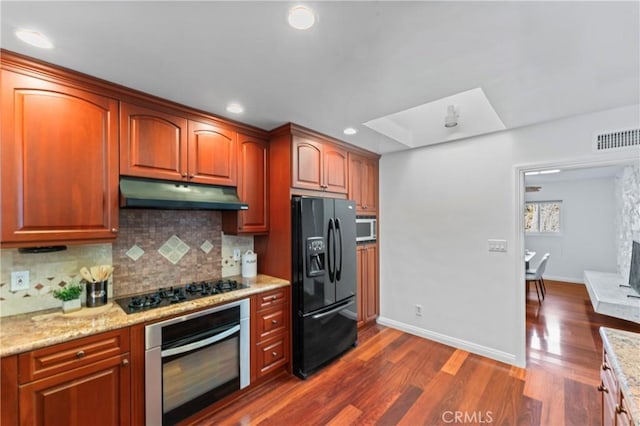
[{"x1": 2, "y1": 1, "x2": 638, "y2": 154}]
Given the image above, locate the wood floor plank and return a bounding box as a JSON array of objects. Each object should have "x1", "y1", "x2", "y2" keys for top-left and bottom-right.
[
  {"x1": 373, "y1": 385, "x2": 422, "y2": 426},
  {"x1": 325, "y1": 404, "x2": 362, "y2": 426},
  {"x1": 564, "y1": 377, "x2": 600, "y2": 426},
  {"x1": 440, "y1": 348, "x2": 469, "y2": 375}
]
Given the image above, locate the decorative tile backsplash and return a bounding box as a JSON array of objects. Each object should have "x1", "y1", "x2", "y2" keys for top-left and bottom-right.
[
  {"x1": 1, "y1": 209, "x2": 254, "y2": 317},
  {"x1": 615, "y1": 163, "x2": 640, "y2": 283},
  {"x1": 0, "y1": 244, "x2": 112, "y2": 317}
]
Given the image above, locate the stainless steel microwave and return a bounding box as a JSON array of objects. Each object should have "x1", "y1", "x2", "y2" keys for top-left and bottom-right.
[{"x1": 356, "y1": 216, "x2": 377, "y2": 242}]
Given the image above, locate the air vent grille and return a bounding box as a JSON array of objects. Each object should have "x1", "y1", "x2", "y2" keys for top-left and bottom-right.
[{"x1": 594, "y1": 129, "x2": 640, "y2": 152}]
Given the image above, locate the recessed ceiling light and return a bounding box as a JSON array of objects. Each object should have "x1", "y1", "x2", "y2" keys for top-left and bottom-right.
[
  {"x1": 15, "y1": 29, "x2": 53, "y2": 49},
  {"x1": 343, "y1": 127, "x2": 357, "y2": 136},
  {"x1": 288, "y1": 5, "x2": 315, "y2": 30},
  {"x1": 226, "y1": 103, "x2": 244, "y2": 114}
]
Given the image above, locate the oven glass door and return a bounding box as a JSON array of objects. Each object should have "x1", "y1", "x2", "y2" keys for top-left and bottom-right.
[{"x1": 161, "y1": 323, "x2": 240, "y2": 425}]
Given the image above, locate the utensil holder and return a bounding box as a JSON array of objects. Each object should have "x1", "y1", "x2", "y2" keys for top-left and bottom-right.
[{"x1": 86, "y1": 280, "x2": 108, "y2": 307}]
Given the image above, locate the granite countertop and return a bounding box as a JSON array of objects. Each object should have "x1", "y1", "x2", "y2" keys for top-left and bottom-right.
[
  {"x1": 0, "y1": 274, "x2": 289, "y2": 358},
  {"x1": 600, "y1": 327, "x2": 640, "y2": 424}
]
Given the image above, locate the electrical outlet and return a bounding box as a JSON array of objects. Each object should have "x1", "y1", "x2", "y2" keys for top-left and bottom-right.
[
  {"x1": 233, "y1": 249, "x2": 241, "y2": 261},
  {"x1": 11, "y1": 271, "x2": 30, "y2": 291},
  {"x1": 488, "y1": 239, "x2": 508, "y2": 252},
  {"x1": 415, "y1": 304, "x2": 423, "y2": 317}
]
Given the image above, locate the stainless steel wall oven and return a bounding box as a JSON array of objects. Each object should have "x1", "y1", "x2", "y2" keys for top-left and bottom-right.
[{"x1": 145, "y1": 299, "x2": 250, "y2": 425}]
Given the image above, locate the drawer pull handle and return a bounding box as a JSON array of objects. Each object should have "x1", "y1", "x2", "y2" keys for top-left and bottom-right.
[
  {"x1": 272, "y1": 351, "x2": 278, "y2": 357},
  {"x1": 76, "y1": 350, "x2": 86, "y2": 359},
  {"x1": 271, "y1": 319, "x2": 278, "y2": 324},
  {"x1": 597, "y1": 383, "x2": 608, "y2": 393},
  {"x1": 111, "y1": 228, "x2": 118, "y2": 233},
  {"x1": 122, "y1": 359, "x2": 129, "y2": 366},
  {"x1": 615, "y1": 404, "x2": 627, "y2": 415},
  {"x1": 601, "y1": 362, "x2": 610, "y2": 371}
]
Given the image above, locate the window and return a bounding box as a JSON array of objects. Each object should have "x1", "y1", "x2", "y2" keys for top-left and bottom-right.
[{"x1": 525, "y1": 201, "x2": 562, "y2": 233}]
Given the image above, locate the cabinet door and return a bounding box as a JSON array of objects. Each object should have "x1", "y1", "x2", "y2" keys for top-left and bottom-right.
[
  {"x1": 237, "y1": 134, "x2": 268, "y2": 233},
  {"x1": 292, "y1": 136, "x2": 323, "y2": 191},
  {"x1": 363, "y1": 159, "x2": 378, "y2": 213},
  {"x1": 364, "y1": 244, "x2": 379, "y2": 322},
  {"x1": 19, "y1": 354, "x2": 130, "y2": 426},
  {"x1": 120, "y1": 102, "x2": 188, "y2": 181},
  {"x1": 349, "y1": 154, "x2": 366, "y2": 212},
  {"x1": 1, "y1": 70, "x2": 119, "y2": 246},
  {"x1": 188, "y1": 120, "x2": 237, "y2": 186},
  {"x1": 323, "y1": 144, "x2": 348, "y2": 194},
  {"x1": 356, "y1": 245, "x2": 366, "y2": 327}
]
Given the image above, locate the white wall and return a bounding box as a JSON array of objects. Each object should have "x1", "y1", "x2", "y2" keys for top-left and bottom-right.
[
  {"x1": 378, "y1": 104, "x2": 639, "y2": 367},
  {"x1": 524, "y1": 177, "x2": 618, "y2": 283}
]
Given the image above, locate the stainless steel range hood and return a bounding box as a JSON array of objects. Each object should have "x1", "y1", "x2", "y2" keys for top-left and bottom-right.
[{"x1": 120, "y1": 177, "x2": 248, "y2": 210}]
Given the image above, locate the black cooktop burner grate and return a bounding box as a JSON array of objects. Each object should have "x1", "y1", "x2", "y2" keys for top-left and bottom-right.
[{"x1": 115, "y1": 279, "x2": 246, "y2": 314}]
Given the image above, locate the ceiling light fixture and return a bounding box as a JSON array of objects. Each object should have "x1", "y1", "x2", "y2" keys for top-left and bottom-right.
[
  {"x1": 15, "y1": 29, "x2": 53, "y2": 49},
  {"x1": 226, "y1": 103, "x2": 244, "y2": 114},
  {"x1": 444, "y1": 105, "x2": 459, "y2": 128},
  {"x1": 288, "y1": 5, "x2": 315, "y2": 30},
  {"x1": 539, "y1": 169, "x2": 561, "y2": 175},
  {"x1": 343, "y1": 127, "x2": 357, "y2": 136}
]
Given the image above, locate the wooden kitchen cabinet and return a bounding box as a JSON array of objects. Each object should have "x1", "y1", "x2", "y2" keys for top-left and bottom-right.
[
  {"x1": 222, "y1": 133, "x2": 269, "y2": 234},
  {"x1": 357, "y1": 243, "x2": 379, "y2": 327},
  {"x1": 121, "y1": 102, "x2": 237, "y2": 186},
  {"x1": 599, "y1": 345, "x2": 636, "y2": 426},
  {"x1": 349, "y1": 153, "x2": 378, "y2": 214},
  {"x1": 251, "y1": 288, "x2": 290, "y2": 381},
  {"x1": 17, "y1": 328, "x2": 131, "y2": 426},
  {"x1": 292, "y1": 135, "x2": 348, "y2": 194},
  {"x1": 0, "y1": 69, "x2": 119, "y2": 247}
]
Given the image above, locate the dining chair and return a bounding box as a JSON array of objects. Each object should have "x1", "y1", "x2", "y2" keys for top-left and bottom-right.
[{"x1": 526, "y1": 253, "x2": 550, "y2": 304}]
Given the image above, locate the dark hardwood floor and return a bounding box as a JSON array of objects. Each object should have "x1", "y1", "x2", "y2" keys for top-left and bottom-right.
[{"x1": 194, "y1": 280, "x2": 640, "y2": 426}]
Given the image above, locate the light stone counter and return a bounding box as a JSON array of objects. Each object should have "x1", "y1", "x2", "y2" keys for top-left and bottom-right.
[
  {"x1": 0, "y1": 274, "x2": 289, "y2": 357},
  {"x1": 600, "y1": 327, "x2": 640, "y2": 425},
  {"x1": 584, "y1": 270, "x2": 640, "y2": 323}
]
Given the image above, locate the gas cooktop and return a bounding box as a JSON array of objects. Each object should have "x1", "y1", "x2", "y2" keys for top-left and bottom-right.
[{"x1": 115, "y1": 279, "x2": 248, "y2": 314}]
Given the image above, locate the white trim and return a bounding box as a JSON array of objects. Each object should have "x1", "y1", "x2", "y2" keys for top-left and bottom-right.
[
  {"x1": 543, "y1": 275, "x2": 585, "y2": 284},
  {"x1": 376, "y1": 316, "x2": 521, "y2": 367}
]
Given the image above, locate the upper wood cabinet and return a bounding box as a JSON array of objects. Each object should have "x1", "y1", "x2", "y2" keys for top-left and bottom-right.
[
  {"x1": 292, "y1": 135, "x2": 348, "y2": 194},
  {"x1": 223, "y1": 133, "x2": 269, "y2": 234},
  {"x1": 120, "y1": 102, "x2": 237, "y2": 186},
  {"x1": 349, "y1": 153, "x2": 378, "y2": 214},
  {"x1": 0, "y1": 69, "x2": 120, "y2": 247}
]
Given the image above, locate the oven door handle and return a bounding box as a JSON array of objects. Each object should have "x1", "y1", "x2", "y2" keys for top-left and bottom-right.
[{"x1": 160, "y1": 324, "x2": 240, "y2": 358}]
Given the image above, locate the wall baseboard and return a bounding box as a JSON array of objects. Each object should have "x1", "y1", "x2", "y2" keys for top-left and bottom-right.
[
  {"x1": 376, "y1": 316, "x2": 523, "y2": 367},
  {"x1": 544, "y1": 275, "x2": 584, "y2": 284}
]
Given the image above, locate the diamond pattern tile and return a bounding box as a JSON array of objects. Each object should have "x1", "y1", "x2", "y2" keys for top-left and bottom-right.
[
  {"x1": 158, "y1": 235, "x2": 190, "y2": 265},
  {"x1": 200, "y1": 240, "x2": 214, "y2": 254},
  {"x1": 125, "y1": 245, "x2": 145, "y2": 261}
]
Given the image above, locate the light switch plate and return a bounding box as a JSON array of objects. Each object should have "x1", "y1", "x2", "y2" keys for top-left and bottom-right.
[
  {"x1": 488, "y1": 239, "x2": 508, "y2": 252},
  {"x1": 233, "y1": 249, "x2": 241, "y2": 261},
  {"x1": 11, "y1": 271, "x2": 30, "y2": 291}
]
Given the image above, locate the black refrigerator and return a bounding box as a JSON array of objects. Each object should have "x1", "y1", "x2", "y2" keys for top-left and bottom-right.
[{"x1": 291, "y1": 196, "x2": 358, "y2": 378}]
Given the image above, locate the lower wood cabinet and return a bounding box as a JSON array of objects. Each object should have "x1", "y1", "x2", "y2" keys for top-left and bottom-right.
[
  {"x1": 357, "y1": 243, "x2": 379, "y2": 327},
  {"x1": 251, "y1": 288, "x2": 290, "y2": 382},
  {"x1": 10, "y1": 329, "x2": 131, "y2": 426},
  {"x1": 599, "y1": 345, "x2": 636, "y2": 426}
]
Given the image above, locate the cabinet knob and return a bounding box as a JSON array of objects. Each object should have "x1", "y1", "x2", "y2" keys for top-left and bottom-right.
[
  {"x1": 601, "y1": 362, "x2": 610, "y2": 371},
  {"x1": 597, "y1": 383, "x2": 608, "y2": 393},
  {"x1": 272, "y1": 351, "x2": 278, "y2": 357},
  {"x1": 76, "y1": 350, "x2": 85, "y2": 359},
  {"x1": 189, "y1": 174, "x2": 195, "y2": 179},
  {"x1": 615, "y1": 404, "x2": 627, "y2": 415},
  {"x1": 122, "y1": 359, "x2": 129, "y2": 366},
  {"x1": 181, "y1": 173, "x2": 188, "y2": 178},
  {"x1": 271, "y1": 319, "x2": 278, "y2": 324},
  {"x1": 111, "y1": 228, "x2": 118, "y2": 233}
]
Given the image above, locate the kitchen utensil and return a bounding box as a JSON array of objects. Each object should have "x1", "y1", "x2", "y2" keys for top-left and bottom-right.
[
  {"x1": 80, "y1": 267, "x2": 94, "y2": 283},
  {"x1": 90, "y1": 266, "x2": 101, "y2": 282}
]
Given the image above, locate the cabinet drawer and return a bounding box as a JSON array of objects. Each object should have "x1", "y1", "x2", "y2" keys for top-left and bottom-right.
[
  {"x1": 257, "y1": 288, "x2": 287, "y2": 310},
  {"x1": 256, "y1": 306, "x2": 287, "y2": 341},
  {"x1": 256, "y1": 334, "x2": 289, "y2": 378},
  {"x1": 19, "y1": 328, "x2": 130, "y2": 384}
]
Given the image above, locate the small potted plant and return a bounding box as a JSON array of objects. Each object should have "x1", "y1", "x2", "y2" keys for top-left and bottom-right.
[{"x1": 53, "y1": 282, "x2": 84, "y2": 313}]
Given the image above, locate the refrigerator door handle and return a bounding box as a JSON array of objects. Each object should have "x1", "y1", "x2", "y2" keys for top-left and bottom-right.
[
  {"x1": 327, "y1": 218, "x2": 335, "y2": 283},
  {"x1": 335, "y1": 218, "x2": 343, "y2": 281},
  {"x1": 311, "y1": 299, "x2": 355, "y2": 320}
]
